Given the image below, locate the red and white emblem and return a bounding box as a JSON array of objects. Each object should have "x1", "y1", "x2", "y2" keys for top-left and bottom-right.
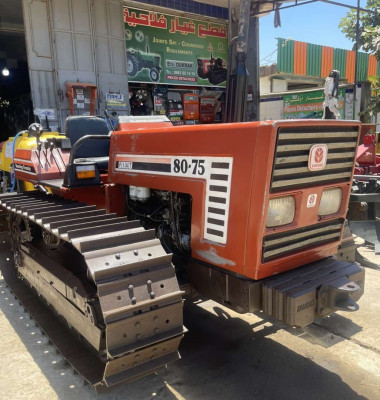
[
  {"x1": 307, "y1": 194, "x2": 318, "y2": 208},
  {"x1": 308, "y1": 144, "x2": 328, "y2": 171}
]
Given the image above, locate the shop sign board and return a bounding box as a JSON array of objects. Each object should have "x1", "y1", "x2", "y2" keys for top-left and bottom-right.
[
  {"x1": 283, "y1": 88, "x2": 346, "y2": 119},
  {"x1": 106, "y1": 93, "x2": 127, "y2": 108},
  {"x1": 124, "y1": 7, "x2": 228, "y2": 87}
]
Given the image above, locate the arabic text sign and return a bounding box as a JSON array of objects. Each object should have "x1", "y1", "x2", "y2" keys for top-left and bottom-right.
[
  {"x1": 283, "y1": 89, "x2": 345, "y2": 119},
  {"x1": 124, "y1": 7, "x2": 228, "y2": 86}
]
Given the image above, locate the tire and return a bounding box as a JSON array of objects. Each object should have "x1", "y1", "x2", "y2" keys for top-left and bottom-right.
[
  {"x1": 149, "y1": 67, "x2": 160, "y2": 82},
  {"x1": 127, "y1": 55, "x2": 138, "y2": 77}
]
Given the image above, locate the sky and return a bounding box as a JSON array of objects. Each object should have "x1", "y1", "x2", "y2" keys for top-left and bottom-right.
[{"x1": 259, "y1": 1, "x2": 367, "y2": 65}]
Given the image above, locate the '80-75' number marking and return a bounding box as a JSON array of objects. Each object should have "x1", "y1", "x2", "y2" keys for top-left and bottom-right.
[{"x1": 173, "y1": 159, "x2": 205, "y2": 175}]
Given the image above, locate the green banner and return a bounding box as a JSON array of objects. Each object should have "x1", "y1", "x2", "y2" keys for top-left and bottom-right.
[
  {"x1": 124, "y1": 7, "x2": 228, "y2": 87},
  {"x1": 283, "y1": 89, "x2": 346, "y2": 119}
]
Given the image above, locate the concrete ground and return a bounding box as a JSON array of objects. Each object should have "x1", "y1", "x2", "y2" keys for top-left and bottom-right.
[{"x1": 0, "y1": 245, "x2": 379, "y2": 400}]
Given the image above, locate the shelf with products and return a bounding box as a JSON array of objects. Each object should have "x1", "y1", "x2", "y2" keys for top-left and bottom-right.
[{"x1": 129, "y1": 83, "x2": 225, "y2": 125}]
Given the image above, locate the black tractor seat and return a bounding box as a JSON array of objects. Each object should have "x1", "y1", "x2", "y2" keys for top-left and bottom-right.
[{"x1": 65, "y1": 116, "x2": 110, "y2": 171}]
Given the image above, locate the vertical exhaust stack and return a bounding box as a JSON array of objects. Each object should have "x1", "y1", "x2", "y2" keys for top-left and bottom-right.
[{"x1": 225, "y1": 0, "x2": 251, "y2": 123}]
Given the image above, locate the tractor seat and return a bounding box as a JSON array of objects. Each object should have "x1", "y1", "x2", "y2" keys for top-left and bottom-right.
[{"x1": 65, "y1": 116, "x2": 110, "y2": 171}]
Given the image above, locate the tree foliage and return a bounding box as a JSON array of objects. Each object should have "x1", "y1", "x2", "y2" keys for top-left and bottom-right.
[
  {"x1": 340, "y1": 2, "x2": 380, "y2": 119},
  {"x1": 339, "y1": 0, "x2": 380, "y2": 60},
  {"x1": 360, "y1": 76, "x2": 380, "y2": 119}
]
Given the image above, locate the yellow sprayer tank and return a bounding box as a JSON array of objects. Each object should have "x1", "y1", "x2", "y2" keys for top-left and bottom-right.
[{"x1": 0, "y1": 131, "x2": 61, "y2": 192}]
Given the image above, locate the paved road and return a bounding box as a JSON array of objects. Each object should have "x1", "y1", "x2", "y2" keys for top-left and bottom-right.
[{"x1": 0, "y1": 260, "x2": 379, "y2": 400}]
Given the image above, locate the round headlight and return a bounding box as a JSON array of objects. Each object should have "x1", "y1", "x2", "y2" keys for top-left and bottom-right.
[
  {"x1": 319, "y1": 188, "x2": 342, "y2": 216},
  {"x1": 266, "y1": 196, "x2": 295, "y2": 227}
]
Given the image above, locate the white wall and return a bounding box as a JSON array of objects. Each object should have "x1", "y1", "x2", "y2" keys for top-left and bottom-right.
[
  {"x1": 260, "y1": 76, "x2": 288, "y2": 95},
  {"x1": 260, "y1": 76, "x2": 271, "y2": 95},
  {"x1": 23, "y1": 0, "x2": 129, "y2": 130},
  {"x1": 260, "y1": 98, "x2": 283, "y2": 120},
  {"x1": 272, "y1": 78, "x2": 287, "y2": 93}
]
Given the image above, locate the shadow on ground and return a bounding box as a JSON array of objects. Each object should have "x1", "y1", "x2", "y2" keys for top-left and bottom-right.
[
  {"x1": 151, "y1": 301, "x2": 367, "y2": 400},
  {"x1": 0, "y1": 281, "x2": 369, "y2": 400},
  {"x1": 0, "y1": 257, "x2": 368, "y2": 400},
  {"x1": 287, "y1": 314, "x2": 363, "y2": 349}
]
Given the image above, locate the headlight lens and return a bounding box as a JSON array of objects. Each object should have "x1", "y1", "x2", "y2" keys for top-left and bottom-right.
[
  {"x1": 319, "y1": 188, "x2": 342, "y2": 216},
  {"x1": 266, "y1": 196, "x2": 295, "y2": 227}
]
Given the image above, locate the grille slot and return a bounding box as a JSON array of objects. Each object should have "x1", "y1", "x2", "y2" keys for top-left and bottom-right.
[
  {"x1": 263, "y1": 219, "x2": 344, "y2": 262},
  {"x1": 271, "y1": 127, "x2": 358, "y2": 192}
]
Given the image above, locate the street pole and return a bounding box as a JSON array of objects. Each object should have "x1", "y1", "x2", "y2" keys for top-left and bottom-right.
[
  {"x1": 233, "y1": 0, "x2": 251, "y2": 122},
  {"x1": 245, "y1": 16, "x2": 260, "y2": 121},
  {"x1": 353, "y1": 0, "x2": 360, "y2": 120}
]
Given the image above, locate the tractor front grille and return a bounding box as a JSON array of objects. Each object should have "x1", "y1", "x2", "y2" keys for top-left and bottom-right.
[
  {"x1": 271, "y1": 127, "x2": 359, "y2": 192},
  {"x1": 262, "y1": 218, "x2": 344, "y2": 262}
]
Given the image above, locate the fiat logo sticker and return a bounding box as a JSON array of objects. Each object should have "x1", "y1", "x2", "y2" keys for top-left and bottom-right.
[
  {"x1": 308, "y1": 144, "x2": 328, "y2": 171},
  {"x1": 307, "y1": 194, "x2": 318, "y2": 208}
]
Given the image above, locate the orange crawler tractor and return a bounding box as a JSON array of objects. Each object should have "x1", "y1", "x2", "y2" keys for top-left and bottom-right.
[{"x1": 0, "y1": 116, "x2": 364, "y2": 391}]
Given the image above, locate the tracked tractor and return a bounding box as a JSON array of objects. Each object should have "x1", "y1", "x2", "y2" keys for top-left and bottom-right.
[
  {"x1": 197, "y1": 54, "x2": 227, "y2": 86},
  {"x1": 0, "y1": 115, "x2": 364, "y2": 391}
]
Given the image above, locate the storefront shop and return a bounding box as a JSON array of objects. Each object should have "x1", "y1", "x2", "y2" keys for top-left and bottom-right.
[
  {"x1": 124, "y1": 3, "x2": 229, "y2": 124},
  {"x1": 1, "y1": 0, "x2": 231, "y2": 133}
]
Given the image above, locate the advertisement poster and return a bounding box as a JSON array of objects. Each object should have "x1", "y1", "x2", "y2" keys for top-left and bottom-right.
[
  {"x1": 106, "y1": 93, "x2": 127, "y2": 108},
  {"x1": 124, "y1": 7, "x2": 228, "y2": 87},
  {"x1": 283, "y1": 89, "x2": 346, "y2": 119}
]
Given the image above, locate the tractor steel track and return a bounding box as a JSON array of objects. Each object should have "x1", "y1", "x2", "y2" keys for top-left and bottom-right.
[{"x1": 0, "y1": 192, "x2": 185, "y2": 392}]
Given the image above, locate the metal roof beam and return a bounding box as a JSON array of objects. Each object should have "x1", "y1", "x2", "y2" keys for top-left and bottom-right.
[
  {"x1": 0, "y1": 22, "x2": 24, "y2": 34},
  {"x1": 319, "y1": 0, "x2": 377, "y2": 13},
  {"x1": 251, "y1": 1, "x2": 319, "y2": 16},
  {"x1": 251, "y1": 0, "x2": 379, "y2": 17}
]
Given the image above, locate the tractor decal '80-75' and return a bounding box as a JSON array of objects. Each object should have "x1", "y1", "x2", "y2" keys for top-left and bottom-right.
[{"x1": 115, "y1": 154, "x2": 233, "y2": 244}]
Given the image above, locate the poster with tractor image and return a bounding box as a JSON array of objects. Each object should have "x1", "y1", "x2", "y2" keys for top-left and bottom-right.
[{"x1": 124, "y1": 7, "x2": 228, "y2": 87}]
